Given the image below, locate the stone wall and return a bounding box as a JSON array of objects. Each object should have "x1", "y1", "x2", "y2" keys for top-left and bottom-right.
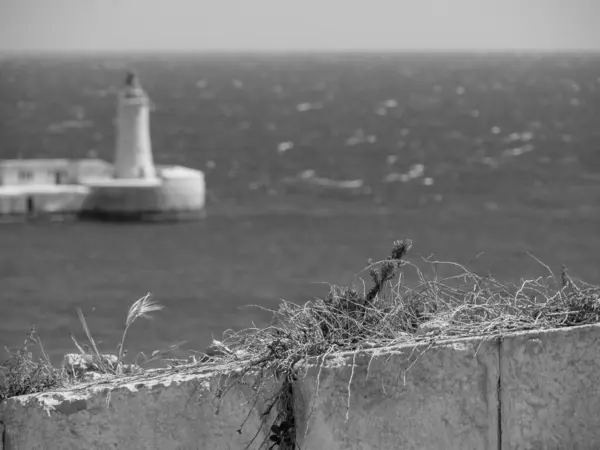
[{"x1": 2, "y1": 324, "x2": 600, "y2": 449}]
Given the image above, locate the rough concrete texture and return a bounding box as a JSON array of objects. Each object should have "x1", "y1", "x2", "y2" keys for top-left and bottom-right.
[
  {"x1": 0, "y1": 369, "x2": 278, "y2": 450},
  {"x1": 80, "y1": 168, "x2": 205, "y2": 221},
  {"x1": 0, "y1": 194, "x2": 26, "y2": 215},
  {"x1": 4, "y1": 325, "x2": 600, "y2": 449},
  {"x1": 294, "y1": 338, "x2": 500, "y2": 450},
  {"x1": 501, "y1": 323, "x2": 600, "y2": 450}
]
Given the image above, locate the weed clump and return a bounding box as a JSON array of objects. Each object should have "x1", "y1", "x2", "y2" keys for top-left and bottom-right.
[
  {"x1": 0, "y1": 327, "x2": 68, "y2": 403},
  {"x1": 195, "y1": 239, "x2": 600, "y2": 448},
  {"x1": 69, "y1": 293, "x2": 165, "y2": 376},
  {"x1": 1, "y1": 294, "x2": 171, "y2": 403}
]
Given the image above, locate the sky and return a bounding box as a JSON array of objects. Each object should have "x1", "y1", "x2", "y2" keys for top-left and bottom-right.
[{"x1": 1, "y1": 0, "x2": 599, "y2": 53}]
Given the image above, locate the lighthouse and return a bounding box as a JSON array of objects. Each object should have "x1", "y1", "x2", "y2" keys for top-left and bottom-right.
[
  {"x1": 113, "y1": 72, "x2": 157, "y2": 179},
  {"x1": 79, "y1": 71, "x2": 206, "y2": 222}
]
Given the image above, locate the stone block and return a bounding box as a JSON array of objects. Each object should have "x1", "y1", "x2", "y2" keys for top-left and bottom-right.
[
  {"x1": 500, "y1": 324, "x2": 600, "y2": 449},
  {"x1": 294, "y1": 337, "x2": 500, "y2": 450},
  {"x1": 0, "y1": 369, "x2": 278, "y2": 450}
]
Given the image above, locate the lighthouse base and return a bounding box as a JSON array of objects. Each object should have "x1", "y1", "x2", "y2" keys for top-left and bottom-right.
[
  {"x1": 79, "y1": 166, "x2": 206, "y2": 223},
  {"x1": 78, "y1": 207, "x2": 207, "y2": 223}
]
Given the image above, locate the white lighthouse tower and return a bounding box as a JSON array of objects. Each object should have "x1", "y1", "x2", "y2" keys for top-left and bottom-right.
[{"x1": 113, "y1": 72, "x2": 157, "y2": 179}]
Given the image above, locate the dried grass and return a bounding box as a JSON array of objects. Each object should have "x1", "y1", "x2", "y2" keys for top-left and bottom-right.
[
  {"x1": 199, "y1": 240, "x2": 599, "y2": 379},
  {"x1": 187, "y1": 239, "x2": 600, "y2": 448},
  {"x1": 1, "y1": 294, "x2": 171, "y2": 402},
  {"x1": 68, "y1": 293, "x2": 166, "y2": 376},
  {"x1": 0, "y1": 327, "x2": 69, "y2": 403}
]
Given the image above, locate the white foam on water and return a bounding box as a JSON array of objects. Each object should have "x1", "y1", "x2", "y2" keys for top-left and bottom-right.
[{"x1": 277, "y1": 141, "x2": 294, "y2": 154}]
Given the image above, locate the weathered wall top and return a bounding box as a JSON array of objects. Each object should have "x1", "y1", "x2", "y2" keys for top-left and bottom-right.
[{"x1": 2, "y1": 323, "x2": 600, "y2": 449}]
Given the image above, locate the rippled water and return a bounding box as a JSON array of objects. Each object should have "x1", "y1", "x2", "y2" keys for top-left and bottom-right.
[{"x1": 1, "y1": 52, "x2": 599, "y2": 362}]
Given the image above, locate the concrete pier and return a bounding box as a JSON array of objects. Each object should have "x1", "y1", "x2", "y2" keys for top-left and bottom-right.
[
  {"x1": 80, "y1": 166, "x2": 206, "y2": 222},
  {"x1": 0, "y1": 72, "x2": 206, "y2": 222}
]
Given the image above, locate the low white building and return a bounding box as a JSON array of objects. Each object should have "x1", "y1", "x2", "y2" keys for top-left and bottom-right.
[
  {"x1": 0, "y1": 158, "x2": 113, "y2": 187},
  {"x1": 0, "y1": 159, "x2": 114, "y2": 217}
]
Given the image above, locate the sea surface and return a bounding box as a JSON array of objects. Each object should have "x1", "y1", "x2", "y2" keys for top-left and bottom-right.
[{"x1": 1, "y1": 52, "x2": 600, "y2": 363}]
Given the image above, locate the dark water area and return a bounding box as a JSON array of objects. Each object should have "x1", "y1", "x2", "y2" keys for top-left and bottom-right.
[{"x1": 1, "y1": 52, "x2": 600, "y2": 363}]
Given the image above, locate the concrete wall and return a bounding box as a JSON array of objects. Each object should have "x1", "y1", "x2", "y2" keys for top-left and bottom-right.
[
  {"x1": 294, "y1": 338, "x2": 499, "y2": 450},
  {"x1": 0, "y1": 194, "x2": 26, "y2": 215},
  {"x1": 80, "y1": 169, "x2": 206, "y2": 221},
  {"x1": 0, "y1": 188, "x2": 90, "y2": 216},
  {"x1": 2, "y1": 324, "x2": 600, "y2": 449},
  {"x1": 28, "y1": 189, "x2": 90, "y2": 214},
  {"x1": 500, "y1": 325, "x2": 600, "y2": 449},
  {"x1": 0, "y1": 371, "x2": 279, "y2": 450}
]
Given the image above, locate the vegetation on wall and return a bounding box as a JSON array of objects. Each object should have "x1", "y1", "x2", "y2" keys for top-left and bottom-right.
[{"x1": 2, "y1": 239, "x2": 600, "y2": 448}]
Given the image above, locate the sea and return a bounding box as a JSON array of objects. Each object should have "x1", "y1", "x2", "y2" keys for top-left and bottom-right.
[{"x1": 1, "y1": 52, "x2": 599, "y2": 364}]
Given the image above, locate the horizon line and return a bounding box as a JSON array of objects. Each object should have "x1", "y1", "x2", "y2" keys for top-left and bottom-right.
[{"x1": 2, "y1": 47, "x2": 600, "y2": 57}]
